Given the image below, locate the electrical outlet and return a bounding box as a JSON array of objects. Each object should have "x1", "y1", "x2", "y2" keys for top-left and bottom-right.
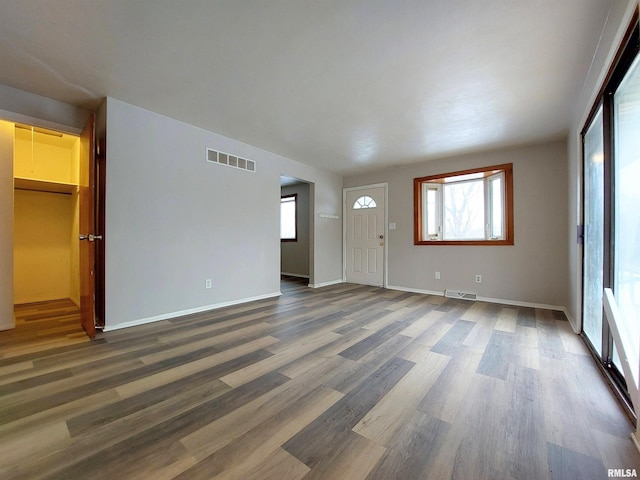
[
  {"x1": 205, "y1": 279, "x2": 212, "y2": 289},
  {"x1": 435, "y1": 271, "x2": 441, "y2": 280},
  {"x1": 475, "y1": 274, "x2": 482, "y2": 284}
]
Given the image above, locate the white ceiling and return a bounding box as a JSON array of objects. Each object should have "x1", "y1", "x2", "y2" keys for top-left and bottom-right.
[{"x1": 0, "y1": 1, "x2": 615, "y2": 175}]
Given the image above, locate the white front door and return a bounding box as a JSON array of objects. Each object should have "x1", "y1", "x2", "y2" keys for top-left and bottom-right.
[{"x1": 345, "y1": 186, "x2": 385, "y2": 286}]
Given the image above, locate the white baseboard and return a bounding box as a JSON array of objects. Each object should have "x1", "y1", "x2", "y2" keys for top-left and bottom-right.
[
  {"x1": 386, "y1": 285, "x2": 443, "y2": 296},
  {"x1": 387, "y1": 284, "x2": 568, "y2": 315},
  {"x1": 103, "y1": 291, "x2": 282, "y2": 332},
  {"x1": 563, "y1": 309, "x2": 578, "y2": 332},
  {"x1": 563, "y1": 308, "x2": 582, "y2": 335},
  {"x1": 281, "y1": 272, "x2": 310, "y2": 279},
  {"x1": 308, "y1": 279, "x2": 343, "y2": 289},
  {"x1": 477, "y1": 295, "x2": 567, "y2": 313},
  {"x1": 103, "y1": 284, "x2": 571, "y2": 332}
]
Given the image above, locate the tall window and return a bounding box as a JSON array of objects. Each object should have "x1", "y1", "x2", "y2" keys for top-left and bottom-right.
[
  {"x1": 414, "y1": 164, "x2": 513, "y2": 245},
  {"x1": 613, "y1": 52, "x2": 640, "y2": 373},
  {"x1": 581, "y1": 16, "x2": 639, "y2": 407},
  {"x1": 280, "y1": 194, "x2": 297, "y2": 241},
  {"x1": 582, "y1": 107, "x2": 604, "y2": 357}
]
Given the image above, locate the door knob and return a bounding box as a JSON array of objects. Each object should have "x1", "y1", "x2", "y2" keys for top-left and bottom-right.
[
  {"x1": 79, "y1": 234, "x2": 103, "y2": 242},
  {"x1": 379, "y1": 234, "x2": 384, "y2": 239}
]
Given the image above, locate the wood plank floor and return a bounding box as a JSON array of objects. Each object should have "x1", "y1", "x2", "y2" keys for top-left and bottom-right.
[
  {"x1": 1, "y1": 299, "x2": 88, "y2": 359},
  {"x1": 1, "y1": 278, "x2": 639, "y2": 479}
]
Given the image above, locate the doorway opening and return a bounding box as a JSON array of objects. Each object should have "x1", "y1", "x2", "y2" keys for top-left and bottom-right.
[
  {"x1": 1, "y1": 114, "x2": 101, "y2": 340},
  {"x1": 14, "y1": 124, "x2": 81, "y2": 306},
  {"x1": 12, "y1": 123, "x2": 86, "y2": 346},
  {"x1": 280, "y1": 176, "x2": 314, "y2": 286}
]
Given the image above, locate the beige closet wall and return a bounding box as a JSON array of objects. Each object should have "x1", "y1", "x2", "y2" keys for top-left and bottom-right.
[
  {"x1": 14, "y1": 127, "x2": 77, "y2": 182},
  {"x1": 13, "y1": 190, "x2": 72, "y2": 303},
  {"x1": 0, "y1": 120, "x2": 14, "y2": 330}
]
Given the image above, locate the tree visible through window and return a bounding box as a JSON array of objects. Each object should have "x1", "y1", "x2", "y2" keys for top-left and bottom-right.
[
  {"x1": 280, "y1": 194, "x2": 297, "y2": 241},
  {"x1": 414, "y1": 164, "x2": 513, "y2": 245}
]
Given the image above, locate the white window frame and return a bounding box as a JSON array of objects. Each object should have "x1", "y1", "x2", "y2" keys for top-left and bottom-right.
[
  {"x1": 486, "y1": 171, "x2": 505, "y2": 240},
  {"x1": 421, "y1": 183, "x2": 442, "y2": 240}
]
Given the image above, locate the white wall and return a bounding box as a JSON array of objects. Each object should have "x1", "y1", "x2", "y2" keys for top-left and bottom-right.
[
  {"x1": 104, "y1": 98, "x2": 342, "y2": 330},
  {"x1": 0, "y1": 120, "x2": 13, "y2": 330},
  {"x1": 567, "y1": 0, "x2": 638, "y2": 330},
  {"x1": 281, "y1": 182, "x2": 310, "y2": 277},
  {"x1": 344, "y1": 139, "x2": 569, "y2": 309}
]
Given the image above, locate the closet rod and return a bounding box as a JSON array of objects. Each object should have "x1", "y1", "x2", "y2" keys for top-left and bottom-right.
[{"x1": 14, "y1": 187, "x2": 72, "y2": 195}]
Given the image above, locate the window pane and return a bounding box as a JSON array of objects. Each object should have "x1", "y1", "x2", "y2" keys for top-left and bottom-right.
[
  {"x1": 490, "y1": 175, "x2": 503, "y2": 239},
  {"x1": 426, "y1": 187, "x2": 438, "y2": 238},
  {"x1": 353, "y1": 195, "x2": 376, "y2": 209},
  {"x1": 443, "y1": 180, "x2": 485, "y2": 240},
  {"x1": 443, "y1": 171, "x2": 484, "y2": 182},
  {"x1": 582, "y1": 106, "x2": 604, "y2": 356},
  {"x1": 613, "y1": 54, "x2": 640, "y2": 373},
  {"x1": 281, "y1": 197, "x2": 296, "y2": 239}
]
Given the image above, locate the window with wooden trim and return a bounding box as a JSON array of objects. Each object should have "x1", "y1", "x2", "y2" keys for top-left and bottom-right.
[
  {"x1": 280, "y1": 194, "x2": 297, "y2": 241},
  {"x1": 414, "y1": 163, "x2": 514, "y2": 245}
]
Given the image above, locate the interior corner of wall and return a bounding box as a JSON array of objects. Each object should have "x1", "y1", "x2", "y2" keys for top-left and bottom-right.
[{"x1": 565, "y1": 308, "x2": 580, "y2": 334}]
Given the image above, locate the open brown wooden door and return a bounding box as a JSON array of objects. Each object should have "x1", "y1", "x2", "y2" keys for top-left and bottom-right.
[{"x1": 79, "y1": 113, "x2": 96, "y2": 339}]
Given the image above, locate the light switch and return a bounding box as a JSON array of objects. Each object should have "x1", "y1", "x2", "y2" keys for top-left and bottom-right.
[{"x1": 389, "y1": 223, "x2": 397, "y2": 230}]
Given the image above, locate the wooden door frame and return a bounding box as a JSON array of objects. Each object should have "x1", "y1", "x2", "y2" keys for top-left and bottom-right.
[
  {"x1": 95, "y1": 137, "x2": 106, "y2": 328},
  {"x1": 79, "y1": 113, "x2": 106, "y2": 335},
  {"x1": 342, "y1": 183, "x2": 388, "y2": 287},
  {"x1": 79, "y1": 114, "x2": 96, "y2": 338}
]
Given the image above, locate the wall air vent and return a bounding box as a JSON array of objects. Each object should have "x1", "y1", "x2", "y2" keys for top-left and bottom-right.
[
  {"x1": 206, "y1": 148, "x2": 256, "y2": 173},
  {"x1": 444, "y1": 290, "x2": 477, "y2": 301}
]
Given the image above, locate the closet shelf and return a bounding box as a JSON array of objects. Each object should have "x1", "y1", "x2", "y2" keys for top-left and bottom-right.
[{"x1": 14, "y1": 177, "x2": 78, "y2": 194}]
